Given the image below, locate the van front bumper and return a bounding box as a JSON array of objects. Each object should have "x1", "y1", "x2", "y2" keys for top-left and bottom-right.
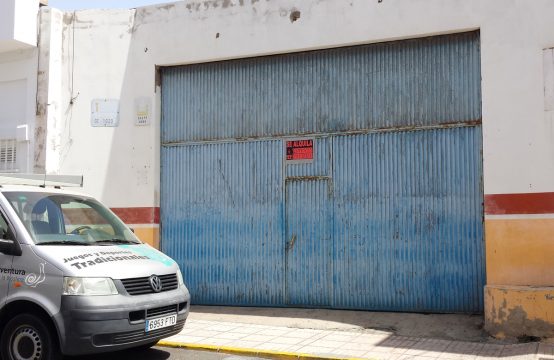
[{"x1": 54, "y1": 287, "x2": 190, "y2": 356}]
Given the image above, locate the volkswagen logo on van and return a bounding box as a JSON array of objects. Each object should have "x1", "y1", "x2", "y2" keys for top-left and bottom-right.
[{"x1": 149, "y1": 275, "x2": 163, "y2": 292}]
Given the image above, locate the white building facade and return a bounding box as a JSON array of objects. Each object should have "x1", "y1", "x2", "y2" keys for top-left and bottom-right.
[{"x1": 1, "y1": 0, "x2": 554, "y2": 339}]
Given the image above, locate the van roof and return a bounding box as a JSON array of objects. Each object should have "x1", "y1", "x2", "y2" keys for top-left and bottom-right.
[{"x1": 0, "y1": 185, "x2": 90, "y2": 197}]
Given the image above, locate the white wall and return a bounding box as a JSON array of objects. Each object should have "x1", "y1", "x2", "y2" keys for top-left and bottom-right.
[
  {"x1": 0, "y1": 0, "x2": 40, "y2": 173},
  {"x1": 0, "y1": 0, "x2": 16, "y2": 47},
  {"x1": 0, "y1": 49, "x2": 38, "y2": 173},
  {"x1": 42, "y1": 0, "x2": 554, "y2": 207},
  {"x1": 0, "y1": 0, "x2": 39, "y2": 51}
]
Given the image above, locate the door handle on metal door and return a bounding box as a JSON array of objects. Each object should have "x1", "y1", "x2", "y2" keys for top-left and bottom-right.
[{"x1": 288, "y1": 234, "x2": 297, "y2": 250}]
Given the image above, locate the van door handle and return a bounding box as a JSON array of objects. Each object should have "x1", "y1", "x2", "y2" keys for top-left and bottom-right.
[{"x1": 287, "y1": 234, "x2": 297, "y2": 250}]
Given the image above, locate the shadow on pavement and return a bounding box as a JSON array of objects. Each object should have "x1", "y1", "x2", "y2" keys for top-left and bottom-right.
[
  {"x1": 66, "y1": 347, "x2": 171, "y2": 360},
  {"x1": 190, "y1": 305, "x2": 488, "y2": 342}
]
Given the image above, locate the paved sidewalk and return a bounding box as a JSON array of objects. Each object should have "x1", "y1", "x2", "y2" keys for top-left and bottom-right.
[{"x1": 160, "y1": 307, "x2": 554, "y2": 360}]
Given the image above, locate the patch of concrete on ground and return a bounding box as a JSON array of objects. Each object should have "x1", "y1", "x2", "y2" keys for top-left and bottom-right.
[{"x1": 189, "y1": 306, "x2": 491, "y2": 342}]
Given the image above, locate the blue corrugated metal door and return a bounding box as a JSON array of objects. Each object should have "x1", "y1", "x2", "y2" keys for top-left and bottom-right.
[
  {"x1": 285, "y1": 178, "x2": 332, "y2": 306},
  {"x1": 331, "y1": 128, "x2": 483, "y2": 312},
  {"x1": 161, "y1": 31, "x2": 484, "y2": 312},
  {"x1": 161, "y1": 141, "x2": 285, "y2": 306}
]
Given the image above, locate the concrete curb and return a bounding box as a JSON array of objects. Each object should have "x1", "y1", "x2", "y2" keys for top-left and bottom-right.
[{"x1": 157, "y1": 340, "x2": 368, "y2": 360}]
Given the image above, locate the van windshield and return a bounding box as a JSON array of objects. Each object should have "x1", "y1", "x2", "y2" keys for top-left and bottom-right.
[{"x1": 2, "y1": 192, "x2": 141, "y2": 246}]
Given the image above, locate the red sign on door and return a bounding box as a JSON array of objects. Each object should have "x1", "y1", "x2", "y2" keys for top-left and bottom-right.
[{"x1": 286, "y1": 139, "x2": 314, "y2": 161}]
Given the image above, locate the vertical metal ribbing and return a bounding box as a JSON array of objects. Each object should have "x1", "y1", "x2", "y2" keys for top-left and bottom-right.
[
  {"x1": 160, "y1": 31, "x2": 483, "y2": 312},
  {"x1": 160, "y1": 31, "x2": 481, "y2": 145},
  {"x1": 161, "y1": 140, "x2": 285, "y2": 305},
  {"x1": 332, "y1": 127, "x2": 484, "y2": 312}
]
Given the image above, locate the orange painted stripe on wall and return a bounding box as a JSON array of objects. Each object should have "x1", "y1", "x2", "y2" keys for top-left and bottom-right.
[
  {"x1": 111, "y1": 207, "x2": 160, "y2": 224},
  {"x1": 485, "y1": 192, "x2": 554, "y2": 215},
  {"x1": 485, "y1": 218, "x2": 554, "y2": 286}
]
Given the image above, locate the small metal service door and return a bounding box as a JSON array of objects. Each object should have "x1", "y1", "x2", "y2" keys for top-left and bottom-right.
[{"x1": 285, "y1": 177, "x2": 332, "y2": 307}]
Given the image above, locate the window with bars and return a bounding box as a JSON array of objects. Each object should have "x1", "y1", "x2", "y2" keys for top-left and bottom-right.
[{"x1": 0, "y1": 139, "x2": 17, "y2": 172}]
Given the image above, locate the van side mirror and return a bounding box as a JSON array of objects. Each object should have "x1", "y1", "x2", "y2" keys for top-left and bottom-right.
[{"x1": 0, "y1": 234, "x2": 22, "y2": 256}]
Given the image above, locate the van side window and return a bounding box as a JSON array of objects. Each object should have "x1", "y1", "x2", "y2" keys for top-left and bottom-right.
[{"x1": 0, "y1": 213, "x2": 12, "y2": 240}]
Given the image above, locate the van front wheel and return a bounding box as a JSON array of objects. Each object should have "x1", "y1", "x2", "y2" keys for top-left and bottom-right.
[{"x1": 0, "y1": 314, "x2": 61, "y2": 360}]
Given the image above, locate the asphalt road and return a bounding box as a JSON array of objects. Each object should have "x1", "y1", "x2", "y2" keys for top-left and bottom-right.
[{"x1": 67, "y1": 346, "x2": 266, "y2": 360}]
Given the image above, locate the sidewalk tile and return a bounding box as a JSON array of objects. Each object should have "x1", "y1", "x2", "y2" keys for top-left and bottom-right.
[
  {"x1": 184, "y1": 322, "x2": 212, "y2": 329},
  {"x1": 444, "y1": 341, "x2": 484, "y2": 356},
  {"x1": 389, "y1": 347, "x2": 409, "y2": 355},
  {"x1": 398, "y1": 356, "x2": 439, "y2": 360},
  {"x1": 363, "y1": 350, "x2": 387, "y2": 360},
  {"x1": 354, "y1": 334, "x2": 391, "y2": 346},
  {"x1": 322, "y1": 332, "x2": 362, "y2": 342},
  {"x1": 188, "y1": 320, "x2": 212, "y2": 325},
  {"x1": 477, "y1": 344, "x2": 504, "y2": 357},
  {"x1": 212, "y1": 332, "x2": 247, "y2": 340},
  {"x1": 500, "y1": 343, "x2": 539, "y2": 357},
  {"x1": 339, "y1": 342, "x2": 376, "y2": 352},
  {"x1": 173, "y1": 335, "x2": 207, "y2": 343},
  {"x1": 309, "y1": 339, "x2": 348, "y2": 349},
  {"x1": 298, "y1": 334, "x2": 328, "y2": 346},
  {"x1": 288, "y1": 329, "x2": 325, "y2": 338},
  {"x1": 170, "y1": 316, "x2": 546, "y2": 360},
  {"x1": 330, "y1": 348, "x2": 368, "y2": 357},
  {"x1": 178, "y1": 327, "x2": 200, "y2": 335},
  {"x1": 240, "y1": 334, "x2": 276, "y2": 343},
  {"x1": 257, "y1": 328, "x2": 292, "y2": 337},
  {"x1": 256, "y1": 342, "x2": 293, "y2": 351},
  {"x1": 368, "y1": 346, "x2": 396, "y2": 353},
  {"x1": 539, "y1": 343, "x2": 554, "y2": 356},
  {"x1": 437, "y1": 353, "x2": 476, "y2": 360},
  {"x1": 227, "y1": 340, "x2": 264, "y2": 349},
  {"x1": 201, "y1": 338, "x2": 234, "y2": 346},
  {"x1": 286, "y1": 344, "x2": 305, "y2": 352},
  {"x1": 297, "y1": 346, "x2": 339, "y2": 356},
  {"x1": 204, "y1": 324, "x2": 239, "y2": 332},
  {"x1": 187, "y1": 330, "x2": 222, "y2": 338},
  {"x1": 230, "y1": 326, "x2": 262, "y2": 334},
  {"x1": 270, "y1": 336, "x2": 306, "y2": 345}
]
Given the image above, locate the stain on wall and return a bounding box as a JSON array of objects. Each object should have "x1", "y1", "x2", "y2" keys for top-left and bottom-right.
[{"x1": 485, "y1": 286, "x2": 554, "y2": 339}]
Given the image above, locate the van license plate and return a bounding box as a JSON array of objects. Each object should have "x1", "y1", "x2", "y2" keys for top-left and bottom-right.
[{"x1": 145, "y1": 314, "x2": 177, "y2": 332}]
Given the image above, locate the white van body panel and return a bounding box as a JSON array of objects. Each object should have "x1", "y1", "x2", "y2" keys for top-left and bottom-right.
[{"x1": 0, "y1": 185, "x2": 190, "y2": 357}]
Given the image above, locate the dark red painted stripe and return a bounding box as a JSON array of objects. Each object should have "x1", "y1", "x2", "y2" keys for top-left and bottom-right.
[
  {"x1": 110, "y1": 194, "x2": 554, "y2": 220},
  {"x1": 111, "y1": 207, "x2": 160, "y2": 224},
  {"x1": 485, "y1": 192, "x2": 554, "y2": 215}
]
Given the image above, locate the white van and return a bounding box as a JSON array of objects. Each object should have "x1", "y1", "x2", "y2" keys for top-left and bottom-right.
[{"x1": 0, "y1": 175, "x2": 190, "y2": 359}]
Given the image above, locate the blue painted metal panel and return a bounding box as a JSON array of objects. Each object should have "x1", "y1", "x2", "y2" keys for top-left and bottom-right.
[
  {"x1": 160, "y1": 31, "x2": 483, "y2": 313},
  {"x1": 161, "y1": 31, "x2": 480, "y2": 144},
  {"x1": 331, "y1": 127, "x2": 484, "y2": 312},
  {"x1": 161, "y1": 140, "x2": 285, "y2": 305},
  {"x1": 285, "y1": 179, "x2": 332, "y2": 306}
]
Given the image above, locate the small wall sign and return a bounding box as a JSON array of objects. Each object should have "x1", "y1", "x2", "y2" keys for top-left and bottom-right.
[
  {"x1": 285, "y1": 138, "x2": 314, "y2": 163},
  {"x1": 91, "y1": 99, "x2": 120, "y2": 127},
  {"x1": 135, "y1": 97, "x2": 151, "y2": 126}
]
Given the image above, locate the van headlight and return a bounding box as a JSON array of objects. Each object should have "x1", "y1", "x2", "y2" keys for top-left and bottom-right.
[
  {"x1": 176, "y1": 268, "x2": 185, "y2": 287},
  {"x1": 63, "y1": 277, "x2": 118, "y2": 296}
]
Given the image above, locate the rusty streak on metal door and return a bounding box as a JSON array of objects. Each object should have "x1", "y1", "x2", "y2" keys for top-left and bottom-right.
[{"x1": 285, "y1": 177, "x2": 332, "y2": 307}]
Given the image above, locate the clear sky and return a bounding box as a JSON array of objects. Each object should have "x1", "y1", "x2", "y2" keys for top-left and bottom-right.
[{"x1": 48, "y1": 0, "x2": 179, "y2": 10}]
